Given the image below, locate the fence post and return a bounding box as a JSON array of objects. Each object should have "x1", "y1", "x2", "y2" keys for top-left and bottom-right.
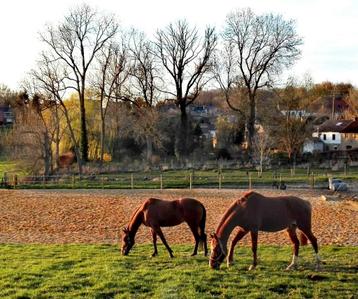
[
  {"x1": 13, "y1": 174, "x2": 18, "y2": 189},
  {"x1": 218, "y1": 173, "x2": 222, "y2": 189},
  {"x1": 101, "y1": 175, "x2": 104, "y2": 189},
  {"x1": 248, "y1": 173, "x2": 252, "y2": 190},
  {"x1": 3, "y1": 172, "x2": 8, "y2": 187},
  {"x1": 310, "y1": 172, "x2": 315, "y2": 189},
  {"x1": 189, "y1": 173, "x2": 192, "y2": 190},
  {"x1": 72, "y1": 175, "x2": 75, "y2": 189},
  {"x1": 160, "y1": 174, "x2": 163, "y2": 190},
  {"x1": 130, "y1": 174, "x2": 134, "y2": 189}
]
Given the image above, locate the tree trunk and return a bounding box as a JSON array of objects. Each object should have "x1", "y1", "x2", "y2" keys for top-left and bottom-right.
[
  {"x1": 43, "y1": 131, "x2": 52, "y2": 178},
  {"x1": 100, "y1": 114, "x2": 105, "y2": 166},
  {"x1": 54, "y1": 105, "x2": 60, "y2": 170},
  {"x1": 79, "y1": 91, "x2": 88, "y2": 162},
  {"x1": 62, "y1": 104, "x2": 83, "y2": 175},
  {"x1": 175, "y1": 104, "x2": 188, "y2": 161},
  {"x1": 247, "y1": 94, "x2": 256, "y2": 154}
]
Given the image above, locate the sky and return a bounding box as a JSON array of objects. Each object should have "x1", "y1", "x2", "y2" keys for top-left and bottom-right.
[{"x1": 0, "y1": 0, "x2": 357, "y2": 89}]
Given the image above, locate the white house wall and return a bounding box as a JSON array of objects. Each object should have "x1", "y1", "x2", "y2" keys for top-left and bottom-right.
[{"x1": 317, "y1": 132, "x2": 341, "y2": 144}]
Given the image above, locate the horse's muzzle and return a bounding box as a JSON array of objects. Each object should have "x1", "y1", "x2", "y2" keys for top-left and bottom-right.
[{"x1": 209, "y1": 261, "x2": 220, "y2": 270}]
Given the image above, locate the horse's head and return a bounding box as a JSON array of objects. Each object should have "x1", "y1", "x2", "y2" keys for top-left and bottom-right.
[
  {"x1": 209, "y1": 232, "x2": 227, "y2": 269},
  {"x1": 121, "y1": 226, "x2": 134, "y2": 255}
]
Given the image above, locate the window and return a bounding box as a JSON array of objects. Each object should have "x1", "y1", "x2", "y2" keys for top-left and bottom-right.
[
  {"x1": 332, "y1": 134, "x2": 336, "y2": 140},
  {"x1": 323, "y1": 134, "x2": 327, "y2": 140}
]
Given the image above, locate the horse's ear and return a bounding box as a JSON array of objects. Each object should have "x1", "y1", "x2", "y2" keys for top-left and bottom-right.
[
  {"x1": 122, "y1": 227, "x2": 129, "y2": 233},
  {"x1": 210, "y1": 232, "x2": 217, "y2": 239}
]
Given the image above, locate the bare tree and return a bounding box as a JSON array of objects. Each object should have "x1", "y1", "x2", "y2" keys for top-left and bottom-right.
[
  {"x1": 269, "y1": 78, "x2": 311, "y2": 169},
  {"x1": 6, "y1": 90, "x2": 55, "y2": 176},
  {"x1": 213, "y1": 39, "x2": 245, "y2": 116},
  {"x1": 343, "y1": 89, "x2": 358, "y2": 119},
  {"x1": 223, "y1": 8, "x2": 303, "y2": 152},
  {"x1": 94, "y1": 41, "x2": 129, "y2": 164},
  {"x1": 128, "y1": 30, "x2": 162, "y2": 163},
  {"x1": 29, "y1": 55, "x2": 83, "y2": 174},
  {"x1": 40, "y1": 4, "x2": 118, "y2": 162},
  {"x1": 153, "y1": 20, "x2": 217, "y2": 159},
  {"x1": 252, "y1": 128, "x2": 271, "y2": 176}
]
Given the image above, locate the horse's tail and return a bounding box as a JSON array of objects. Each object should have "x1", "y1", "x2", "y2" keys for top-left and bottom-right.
[
  {"x1": 198, "y1": 204, "x2": 207, "y2": 253},
  {"x1": 299, "y1": 231, "x2": 308, "y2": 246}
]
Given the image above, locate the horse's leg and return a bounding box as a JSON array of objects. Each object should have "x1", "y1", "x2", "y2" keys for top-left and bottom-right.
[
  {"x1": 249, "y1": 231, "x2": 258, "y2": 271},
  {"x1": 286, "y1": 227, "x2": 300, "y2": 270},
  {"x1": 153, "y1": 226, "x2": 174, "y2": 258},
  {"x1": 187, "y1": 223, "x2": 200, "y2": 256},
  {"x1": 151, "y1": 228, "x2": 158, "y2": 257},
  {"x1": 227, "y1": 229, "x2": 248, "y2": 267},
  {"x1": 199, "y1": 217, "x2": 208, "y2": 257},
  {"x1": 300, "y1": 229, "x2": 321, "y2": 270},
  {"x1": 202, "y1": 232, "x2": 208, "y2": 257}
]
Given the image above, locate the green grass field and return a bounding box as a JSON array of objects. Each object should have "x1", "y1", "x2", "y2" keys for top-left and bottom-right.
[{"x1": 0, "y1": 244, "x2": 356, "y2": 298}]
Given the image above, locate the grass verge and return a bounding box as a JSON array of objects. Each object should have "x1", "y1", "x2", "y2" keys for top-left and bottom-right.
[{"x1": 0, "y1": 244, "x2": 357, "y2": 298}]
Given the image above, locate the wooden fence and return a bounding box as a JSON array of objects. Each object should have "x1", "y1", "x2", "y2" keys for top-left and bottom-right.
[{"x1": 0, "y1": 171, "x2": 328, "y2": 190}]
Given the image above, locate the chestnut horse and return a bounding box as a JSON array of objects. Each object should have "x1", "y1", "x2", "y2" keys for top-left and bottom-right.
[
  {"x1": 210, "y1": 191, "x2": 321, "y2": 270},
  {"x1": 121, "y1": 197, "x2": 207, "y2": 257}
]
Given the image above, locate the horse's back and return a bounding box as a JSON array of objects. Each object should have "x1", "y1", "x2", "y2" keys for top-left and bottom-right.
[
  {"x1": 179, "y1": 197, "x2": 204, "y2": 209},
  {"x1": 246, "y1": 192, "x2": 311, "y2": 232},
  {"x1": 142, "y1": 197, "x2": 204, "y2": 227},
  {"x1": 178, "y1": 198, "x2": 205, "y2": 222}
]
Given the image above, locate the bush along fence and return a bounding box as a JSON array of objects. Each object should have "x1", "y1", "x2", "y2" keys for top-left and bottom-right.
[{"x1": 0, "y1": 169, "x2": 350, "y2": 190}]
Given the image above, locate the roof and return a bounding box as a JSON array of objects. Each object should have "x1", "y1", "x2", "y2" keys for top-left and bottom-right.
[
  {"x1": 317, "y1": 119, "x2": 358, "y2": 133},
  {"x1": 342, "y1": 120, "x2": 358, "y2": 133}
]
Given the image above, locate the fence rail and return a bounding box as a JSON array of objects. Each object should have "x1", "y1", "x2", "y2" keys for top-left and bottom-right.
[{"x1": 0, "y1": 171, "x2": 337, "y2": 190}]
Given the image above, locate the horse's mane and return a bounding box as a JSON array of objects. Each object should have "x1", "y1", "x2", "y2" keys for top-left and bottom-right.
[
  {"x1": 127, "y1": 204, "x2": 144, "y2": 229},
  {"x1": 242, "y1": 190, "x2": 255, "y2": 199},
  {"x1": 215, "y1": 191, "x2": 256, "y2": 234},
  {"x1": 216, "y1": 199, "x2": 239, "y2": 233}
]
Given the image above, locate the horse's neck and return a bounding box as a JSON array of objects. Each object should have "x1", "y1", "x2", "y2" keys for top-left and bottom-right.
[
  {"x1": 217, "y1": 210, "x2": 238, "y2": 248},
  {"x1": 129, "y1": 209, "x2": 143, "y2": 238}
]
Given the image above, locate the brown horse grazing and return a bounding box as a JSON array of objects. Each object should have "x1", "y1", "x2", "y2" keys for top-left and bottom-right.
[
  {"x1": 209, "y1": 191, "x2": 321, "y2": 271},
  {"x1": 121, "y1": 197, "x2": 207, "y2": 257}
]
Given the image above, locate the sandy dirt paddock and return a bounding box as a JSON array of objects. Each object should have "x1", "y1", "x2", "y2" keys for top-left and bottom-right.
[{"x1": 0, "y1": 188, "x2": 357, "y2": 246}]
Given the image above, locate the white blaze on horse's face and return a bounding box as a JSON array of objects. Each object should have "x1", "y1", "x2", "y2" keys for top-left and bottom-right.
[
  {"x1": 209, "y1": 235, "x2": 226, "y2": 269},
  {"x1": 121, "y1": 228, "x2": 134, "y2": 255}
]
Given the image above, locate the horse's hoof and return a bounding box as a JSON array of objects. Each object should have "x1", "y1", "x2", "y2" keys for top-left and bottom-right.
[
  {"x1": 191, "y1": 252, "x2": 197, "y2": 256},
  {"x1": 248, "y1": 265, "x2": 256, "y2": 271},
  {"x1": 285, "y1": 264, "x2": 296, "y2": 271},
  {"x1": 151, "y1": 253, "x2": 157, "y2": 257},
  {"x1": 227, "y1": 260, "x2": 234, "y2": 268}
]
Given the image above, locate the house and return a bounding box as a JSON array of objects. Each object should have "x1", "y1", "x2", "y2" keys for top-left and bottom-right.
[
  {"x1": 0, "y1": 105, "x2": 13, "y2": 126},
  {"x1": 312, "y1": 119, "x2": 358, "y2": 151}
]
